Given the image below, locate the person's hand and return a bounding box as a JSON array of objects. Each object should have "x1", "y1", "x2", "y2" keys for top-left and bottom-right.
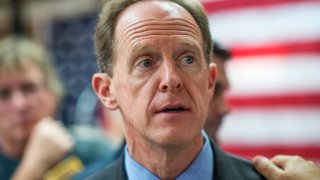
[
  {"x1": 253, "y1": 155, "x2": 320, "y2": 180},
  {"x1": 12, "y1": 117, "x2": 74, "y2": 179}
]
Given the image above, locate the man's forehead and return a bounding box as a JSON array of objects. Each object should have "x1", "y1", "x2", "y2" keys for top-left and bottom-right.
[{"x1": 116, "y1": 1, "x2": 198, "y2": 32}]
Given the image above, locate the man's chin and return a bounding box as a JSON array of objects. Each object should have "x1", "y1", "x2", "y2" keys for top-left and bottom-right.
[{"x1": 149, "y1": 130, "x2": 201, "y2": 147}]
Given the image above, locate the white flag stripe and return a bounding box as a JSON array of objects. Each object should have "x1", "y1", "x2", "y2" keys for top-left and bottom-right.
[
  {"x1": 226, "y1": 54, "x2": 320, "y2": 96},
  {"x1": 208, "y1": 1, "x2": 320, "y2": 46},
  {"x1": 219, "y1": 108, "x2": 320, "y2": 146}
]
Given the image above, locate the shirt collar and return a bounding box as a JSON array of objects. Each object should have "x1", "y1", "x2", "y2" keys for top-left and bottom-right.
[{"x1": 124, "y1": 130, "x2": 214, "y2": 180}]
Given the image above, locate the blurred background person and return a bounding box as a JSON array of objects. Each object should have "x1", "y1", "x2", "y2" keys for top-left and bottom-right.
[
  {"x1": 204, "y1": 42, "x2": 231, "y2": 144},
  {"x1": 0, "y1": 1, "x2": 128, "y2": 179},
  {"x1": 0, "y1": 35, "x2": 74, "y2": 179},
  {"x1": 0, "y1": 35, "x2": 121, "y2": 179}
]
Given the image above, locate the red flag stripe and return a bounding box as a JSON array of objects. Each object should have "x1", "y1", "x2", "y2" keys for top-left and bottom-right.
[
  {"x1": 202, "y1": 0, "x2": 319, "y2": 13},
  {"x1": 221, "y1": 145, "x2": 320, "y2": 160},
  {"x1": 227, "y1": 93, "x2": 320, "y2": 108},
  {"x1": 230, "y1": 40, "x2": 320, "y2": 58}
]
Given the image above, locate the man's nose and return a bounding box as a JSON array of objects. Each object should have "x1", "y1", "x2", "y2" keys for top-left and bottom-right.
[{"x1": 158, "y1": 61, "x2": 183, "y2": 92}]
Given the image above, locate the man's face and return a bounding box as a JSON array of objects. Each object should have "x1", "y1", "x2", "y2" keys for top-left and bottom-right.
[
  {"x1": 205, "y1": 57, "x2": 230, "y2": 143},
  {"x1": 107, "y1": 1, "x2": 214, "y2": 146},
  {"x1": 0, "y1": 63, "x2": 58, "y2": 147}
]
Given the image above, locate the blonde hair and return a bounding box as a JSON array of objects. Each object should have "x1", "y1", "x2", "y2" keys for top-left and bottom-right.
[{"x1": 0, "y1": 36, "x2": 64, "y2": 101}]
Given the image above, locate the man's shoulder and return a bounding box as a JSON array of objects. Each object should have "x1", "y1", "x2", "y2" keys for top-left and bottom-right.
[
  {"x1": 85, "y1": 162, "x2": 118, "y2": 180},
  {"x1": 84, "y1": 155, "x2": 127, "y2": 180},
  {"x1": 212, "y1": 142, "x2": 265, "y2": 180},
  {"x1": 227, "y1": 153, "x2": 265, "y2": 179}
]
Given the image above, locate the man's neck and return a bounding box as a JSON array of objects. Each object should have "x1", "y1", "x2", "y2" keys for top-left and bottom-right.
[{"x1": 125, "y1": 131, "x2": 204, "y2": 179}]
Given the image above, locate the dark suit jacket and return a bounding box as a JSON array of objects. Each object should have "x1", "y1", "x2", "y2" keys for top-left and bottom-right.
[{"x1": 86, "y1": 140, "x2": 265, "y2": 180}]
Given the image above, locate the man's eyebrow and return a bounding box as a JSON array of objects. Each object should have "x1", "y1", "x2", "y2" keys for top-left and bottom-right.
[
  {"x1": 172, "y1": 40, "x2": 202, "y2": 58},
  {"x1": 127, "y1": 42, "x2": 154, "y2": 66},
  {"x1": 131, "y1": 43, "x2": 151, "y2": 56},
  {"x1": 181, "y1": 41, "x2": 201, "y2": 51}
]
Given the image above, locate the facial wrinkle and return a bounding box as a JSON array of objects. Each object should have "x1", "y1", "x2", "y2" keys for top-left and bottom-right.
[
  {"x1": 116, "y1": 18, "x2": 202, "y2": 52},
  {"x1": 123, "y1": 18, "x2": 200, "y2": 36}
]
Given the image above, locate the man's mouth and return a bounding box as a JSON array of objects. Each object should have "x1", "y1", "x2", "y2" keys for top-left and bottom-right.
[
  {"x1": 157, "y1": 104, "x2": 190, "y2": 113},
  {"x1": 162, "y1": 107, "x2": 185, "y2": 112}
]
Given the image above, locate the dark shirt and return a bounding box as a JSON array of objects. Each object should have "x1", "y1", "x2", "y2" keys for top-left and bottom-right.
[{"x1": 0, "y1": 150, "x2": 20, "y2": 180}]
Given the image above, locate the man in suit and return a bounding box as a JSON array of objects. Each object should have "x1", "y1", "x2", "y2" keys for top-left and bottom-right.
[{"x1": 89, "y1": 0, "x2": 264, "y2": 179}]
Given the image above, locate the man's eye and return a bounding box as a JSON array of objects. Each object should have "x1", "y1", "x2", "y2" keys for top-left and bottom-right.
[
  {"x1": 183, "y1": 56, "x2": 194, "y2": 64},
  {"x1": 138, "y1": 59, "x2": 154, "y2": 68}
]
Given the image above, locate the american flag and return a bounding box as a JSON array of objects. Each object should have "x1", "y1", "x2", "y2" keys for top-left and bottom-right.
[{"x1": 202, "y1": 0, "x2": 320, "y2": 163}]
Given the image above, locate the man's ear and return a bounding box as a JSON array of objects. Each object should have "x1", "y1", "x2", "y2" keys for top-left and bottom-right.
[
  {"x1": 92, "y1": 73, "x2": 118, "y2": 110},
  {"x1": 208, "y1": 63, "x2": 217, "y2": 99}
]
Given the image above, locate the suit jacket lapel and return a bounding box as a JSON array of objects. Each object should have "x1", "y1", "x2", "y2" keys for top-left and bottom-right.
[{"x1": 114, "y1": 153, "x2": 128, "y2": 180}]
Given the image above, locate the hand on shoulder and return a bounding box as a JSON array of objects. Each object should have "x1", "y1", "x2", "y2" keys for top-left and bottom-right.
[{"x1": 253, "y1": 155, "x2": 320, "y2": 180}]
